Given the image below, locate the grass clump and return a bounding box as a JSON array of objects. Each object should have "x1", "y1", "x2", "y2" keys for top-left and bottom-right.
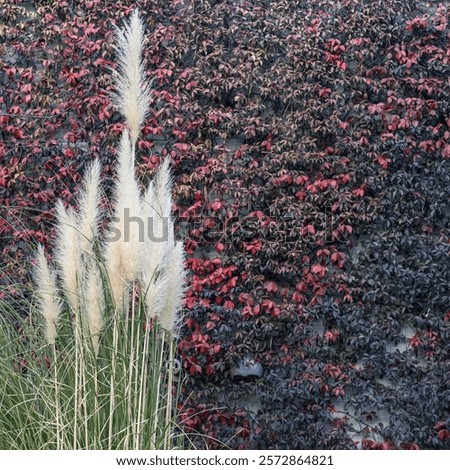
[{"x1": 0, "y1": 10, "x2": 187, "y2": 450}]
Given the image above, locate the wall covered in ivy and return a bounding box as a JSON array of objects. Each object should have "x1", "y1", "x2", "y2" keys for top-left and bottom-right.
[{"x1": 1, "y1": 0, "x2": 449, "y2": 449}]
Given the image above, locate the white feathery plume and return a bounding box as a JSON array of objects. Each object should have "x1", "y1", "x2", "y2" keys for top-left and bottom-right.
[
  {"x1": 158, "y1": 241, "x2": 186, "y2": 337},
  {"x1": 141, "y1": 181, "x2": 155, "y2": 285},
  {"x1": 104, "y1": 129, "x2": 142, "y2": 310},
  {"x1": 34, "y1": 245, "x2": 61, "y2": 344},
  {"x1": 55, "y1": 201, "x2": 82, "y2": 312},
  {"x1": 84, "y1": 262, "x2": 104, "y2": 355},
  {"x1": 104, "y1": 235, "x2": 127, "y2": 311},
  {"x1": 141, "y1": 159, "x2": 173, "y2": 283},
  {"x1": 154, "y1": 157, "x2": 173, "y2": 221},
  {"x1": 77, "y1": 159, "x2": 102, "y2": 256},
  {"x1": 141, "y1": 181, "x2": 161, "y2": 317},
  {"x1": 141, "y1": 181, "x2": 157, "y2": 282},
  {"x1": 112, "y1": 10, "x2": 150, "y2": 146},
  {"x1": 141, "y1": 158, "x2": 175, "y2": 314},
  {"x1": 106, "y1": 9, "x2": 187, "y2": 324}
]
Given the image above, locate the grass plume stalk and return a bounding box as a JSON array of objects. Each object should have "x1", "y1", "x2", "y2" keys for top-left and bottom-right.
[
  {"x1": 104, "y1": 129, "x2": 142, "y2": 311},
  {"x1": 113, "y1": 9, "x2": 150, "y2": 147},
  {"x1": 77, "y1": 159, "x2": 102, "y2": 257},
  {"x1": 34, "y1": 245, "x2": 61, "y2": 345},
  {"x1": 54, "y1": 202, "x2": 82, "y2": 314},
  {"x1": 0, "y1": 10, "x2": 187, "y2": 450}
]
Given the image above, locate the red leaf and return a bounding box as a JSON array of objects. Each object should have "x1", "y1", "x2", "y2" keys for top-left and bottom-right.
[
  {"x1": 189, "y1": 364, "x2": 202, "y2": 375},
  {"x1": 442, "y1": 145, "x2": 450, "y2": 159},
  {"x1": 409, "y1": 334, "x2": 421, "y2": 348},
  {"x1": 271, "y1": 307, "x2": 281, "y2": 317},
  {"x1": 185, "y1": 80, "x2": 198, "y2": 90},
  {"x1": 311, "y1": 264, "x2": 326, "y2": 277},
  {"x1": 245, "y1": 239, "x2": 263, "y2": 254},
  {"x1": 264, "y1": 281, "x2": 278, "y2": 293},
  {"x1": 306, "y1": 224, "x2": 315, "y2": 234},
  {"x1": 319, "y1": 87, "x2": 331, "y2": 97},
  {"x1": 380, "y1": 442, "x2": 393, "y2": 450},
  {"x1": 211, "y1": 200, "x2": 223, "y2": 211},
  {"x1": 324, "y1": 329, "x2": 340, "y2": 343},
  {"x1": 173, "y1": 143, "x2": 189, "y2": 151}
]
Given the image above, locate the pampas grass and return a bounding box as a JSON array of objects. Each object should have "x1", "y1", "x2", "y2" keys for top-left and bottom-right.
[
  {"x1": 104, "y1": 129, "x2": 142, "y2": 311},
  {"x1": 159, "y1": 241, "x2": 186, "y2": 337},
  {"x1": 84, "y1": 262, "x2": 104, "y2": 355},
  {"x1": 113, "y1": 9, "x2": 150, "y2": 146},
  {"x1": 54, "y1": 202, "x2": 82, "y2": 313},
  {"x1": 0, "y1": 10, "x2": 187, "y2": 450},
  {"x1": 141, "y1": 158, "x2": 180, "y2": 321},
  {"x1": 34, "y1": 245, "x2": 61, "y2": 344},
  {"x1": 77, "y1": 159, "x2": 102, "y2": 256}
]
